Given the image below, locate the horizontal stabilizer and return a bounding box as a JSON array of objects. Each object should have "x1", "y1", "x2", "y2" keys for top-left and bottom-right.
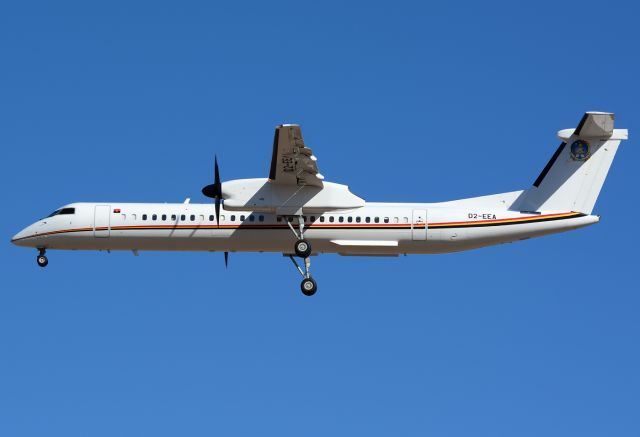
[
  {"x1": 575, "y1": 112, "x2": 614, "y2": 137},
  {"x1": 557, "y1": 112, "x2": 628, "y2": 141}
]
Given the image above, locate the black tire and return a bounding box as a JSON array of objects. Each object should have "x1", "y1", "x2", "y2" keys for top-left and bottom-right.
[
  {"x1": 294, "y1": 239, "x2": 312, "y2": 258},
  {"x1": 37, "y1": 255, "x2": 48, "y2": 268},
  {"x1": 300, "y1": 277, "x2": 317, "y2": 296}
]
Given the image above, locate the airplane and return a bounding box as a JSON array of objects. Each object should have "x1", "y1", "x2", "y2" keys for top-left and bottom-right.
[{"x1": 11, "y1": 112, "x2": 628, "y2": 296}]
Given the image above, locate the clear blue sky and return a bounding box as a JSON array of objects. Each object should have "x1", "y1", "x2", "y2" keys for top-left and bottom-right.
[{"x1": 1, "y1": 1, "x2": 638, "y2": 436}]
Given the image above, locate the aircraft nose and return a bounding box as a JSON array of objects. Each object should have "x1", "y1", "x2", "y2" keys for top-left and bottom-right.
[{"x1": 11, "y1": 227, "x2": 31, "y2": 246}]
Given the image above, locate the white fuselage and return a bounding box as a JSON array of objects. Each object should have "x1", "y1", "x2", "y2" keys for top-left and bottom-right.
[{"x1": 11, "y1": 200, "x2": 598, "y2": 256}]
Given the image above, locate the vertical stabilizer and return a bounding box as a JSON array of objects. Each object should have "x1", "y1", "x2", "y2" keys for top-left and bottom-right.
[{"x1": 515, "y1": 112, "x2": 628, "y2": 214}]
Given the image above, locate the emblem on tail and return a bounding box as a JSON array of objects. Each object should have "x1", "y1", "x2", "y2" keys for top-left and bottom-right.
[{"x1": 570, "y1": 140, "x2": 590, "y2": 161}]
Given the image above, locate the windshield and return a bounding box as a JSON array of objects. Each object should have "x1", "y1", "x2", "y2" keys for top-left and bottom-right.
[{"x1": 46, "y1": 207, "x2": 75, "y2": 218}]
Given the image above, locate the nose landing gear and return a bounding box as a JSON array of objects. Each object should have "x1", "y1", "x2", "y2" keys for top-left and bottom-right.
[{"x1": 36, "y1": 248, "x2": 48, "y2": 268}]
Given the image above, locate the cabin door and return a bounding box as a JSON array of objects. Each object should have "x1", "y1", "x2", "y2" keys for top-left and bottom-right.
[
  {"x1": 94, "y1": 205, "x2": 111, "y2": 238},
  {"x1": 412, "y1": 209, "x2": 427, "y2": 241}
]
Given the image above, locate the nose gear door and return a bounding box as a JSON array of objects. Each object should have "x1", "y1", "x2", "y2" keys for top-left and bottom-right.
[{"x1": 94, "y1": 205, "x2": 111, "y2": 238}]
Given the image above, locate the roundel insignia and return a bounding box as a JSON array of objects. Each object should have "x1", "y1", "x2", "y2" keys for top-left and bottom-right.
[{"x1": 570, "y1": 140, "x2": 590, "y2": 161}]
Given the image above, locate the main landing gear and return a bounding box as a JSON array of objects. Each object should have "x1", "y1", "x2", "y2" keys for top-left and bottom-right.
[
  {"x1": 36, "y1": 248, "x2": 48, "y2": 268},
  {"x1": 286, "y1": 216, "x2": 317, "y2": 296},
  {"x1": 294, "y1": 239, "x2": 312, "y2": 258}
]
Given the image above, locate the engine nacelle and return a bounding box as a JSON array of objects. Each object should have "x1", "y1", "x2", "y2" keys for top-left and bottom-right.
[{"x1": 221, "y1": 178, "x2": 365, "y2": 214}]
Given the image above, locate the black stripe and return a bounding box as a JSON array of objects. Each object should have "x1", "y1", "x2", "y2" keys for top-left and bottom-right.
[
  {"x1": 269, "y1": 127, "x2": 280, "y2": 180},
  {"x1": 574, "y1": 113, "x2": 589, "y2": 136},
  {"x1": 110, "y1": 214, "x2": 582, "y2": 232},
  {"x1": 433, "y1": 213, "x2": 585, "y2": 229},
  {"x1": 109, "y1": 225, "x2": 415, "y2": 232},
  {"x1": 533, "y1": 142, "x2": 566, "y2": 187}
]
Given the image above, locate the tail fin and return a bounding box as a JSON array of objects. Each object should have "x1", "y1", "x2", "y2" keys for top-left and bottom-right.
[{"x1": 515, "y1": 112, "x2": 628, "y2": 214}]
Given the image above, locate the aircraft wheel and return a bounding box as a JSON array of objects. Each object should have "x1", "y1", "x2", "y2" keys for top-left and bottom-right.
[
  {"x1": 301, "y1": 277, "x2": 317, "y2": 296},
  {"x1": 294, "y1": 239, "x2": 312, "y2": 258},
  {"x1": 37, "y1": 255, "x2": 48, "y2": 268}
]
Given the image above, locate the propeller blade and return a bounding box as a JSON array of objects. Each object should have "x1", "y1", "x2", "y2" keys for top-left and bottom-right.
[
  {"x1": 224, "y1": 251, "x2": 229, "y2": 268},
  {"x1": 214, "y1": 155, "x2": 221, "y2": 227},
  {"x1": 215, "y1": 197, "x2": 221, "y2": 228},
  {"x1": 214, "y1": 155, "x2": 221, "y2": 186},
  {"x1": 202, "y1": 155, "x2": 222, "y2": 198}
]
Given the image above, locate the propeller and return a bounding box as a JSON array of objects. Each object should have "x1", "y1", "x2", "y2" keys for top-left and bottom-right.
[
  {"x1": 202, "y1": 155, "x2": 229, "y2": 267},
  {"x1": 202, "y1": 155, "x2": 223, "y2": 227}
]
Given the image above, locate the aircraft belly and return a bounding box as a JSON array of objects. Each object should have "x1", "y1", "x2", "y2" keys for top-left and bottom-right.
[{"x1": 43, "y1": 227, "x2": 412, "y2": 254}]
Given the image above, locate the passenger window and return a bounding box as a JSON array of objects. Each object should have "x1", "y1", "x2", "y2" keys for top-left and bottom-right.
[
  {"x1": 121, "y1": 214, "x2": 126, "y2": 220},
  {"x1": 384, "y1": 217, "x2": 389, "y2": 223},
  {"x1": 355, "y1": 217, "x2": 361, "y2": 223},
  {"x1": 162, "y1": 214, "x2": 166, "y2": 221},
  {"x1": 347, "y1": 217, "x2": 353, "y2": 223},
  {"x1": 190, "y1": 214, "x2": 195, "y2": 221},
  {"x1": 403, "y1": 217, "x2": 409, "y2": 223},
  {"x1": 142, "y1": 214, "x2": 147, "y2": 221},
  {"x1": 393, "y1": 217, "x2": 399, "y2": 223},
  {"x1": 365, "y1": 217, "x2": 370, "y2": 223},
  {"x1": 152, "y1": 214, "x2": 157, "y2": 221},
  {"x1": 231, "y1": 215, "x2": 236, "y2": 221},
  {"x1": 374, "y1": 217, "x2": 379, "y2": 223},
  {"x1": 249, "y1": 215, "x2": 255, "y2": 222},
  {"x1": 329, "y1": 216, "x2": 334, "y2": 223},
  {"x1": 171, "y1": 214, "x2": 177, "y2": 221},
  {"x1": 220, "y1": 215, "x2": 225, "y2": 221},
  {"x1": 199, "y1": 215, "x2": 204, "y2": 221},
  {"x1": 132, "y1": 214, "x2": 137, "y2": 220},
  {"x1": 277, "y1": 216, "x2": 282, "y2": 222},
  {"x1": 319, "y1": 216, "x2": 325, "y2": 223},
  {"x1": 339, "y1": 216, "x2": 344, "y2": 223},
  {"x1": 209, "y1": 215, "x2": 214, "y2": 221},
  {"x1": 259, "y1": 215, "x2": 264, "y2": 222},
  {"x1": 310, "y1": 216, "x2": 316, "y2": 222},
  {"x1": 240, "y1": 215, "x2": 245, "y2": 221},
  {"x1": 181, "y1": 214, "x2": 186, "y2": 221}
]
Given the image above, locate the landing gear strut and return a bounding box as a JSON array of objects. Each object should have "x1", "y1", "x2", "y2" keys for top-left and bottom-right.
[
  {"x1": 36, "y1": 248, "x2": 48, "y2": 268},
  {"x1": 287, "y1": 216, "x2": 317, "y2": 296}
]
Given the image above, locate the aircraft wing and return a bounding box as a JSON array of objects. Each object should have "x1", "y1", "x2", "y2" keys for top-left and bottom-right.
[{"x1": 269, "y1": 124, "x2": 324, "y2": 188}]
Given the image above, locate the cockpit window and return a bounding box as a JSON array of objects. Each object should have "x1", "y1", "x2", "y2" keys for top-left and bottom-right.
[{"x1": 47, "y1": 207, "x2": 75, "y2": 217}]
